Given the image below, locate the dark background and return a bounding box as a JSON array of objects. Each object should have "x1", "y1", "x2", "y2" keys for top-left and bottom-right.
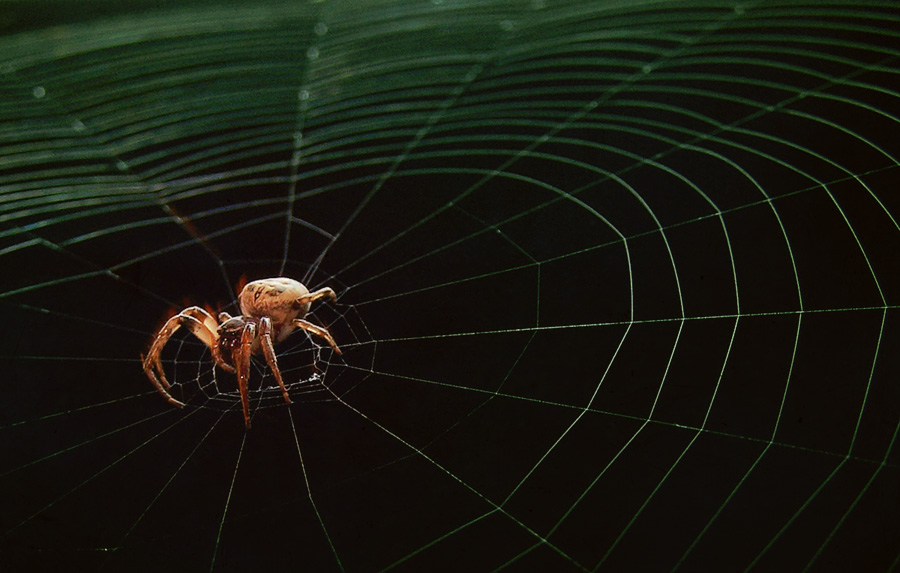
[{"x1": 1, "y1": 1, "x2": 899, "y2": 571}]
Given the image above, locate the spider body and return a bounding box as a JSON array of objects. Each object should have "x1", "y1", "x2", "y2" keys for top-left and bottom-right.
[
  {"x1": 239, "y1": 277, "x2": 316, "y2": 342},
  {"x1": 142, "y1": 277, "x2": 340, "y2": 428}
]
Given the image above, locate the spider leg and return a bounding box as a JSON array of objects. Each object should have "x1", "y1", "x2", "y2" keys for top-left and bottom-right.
[
  {"x1": 211, "y1": 346, "x2": 235, "y2": 373},
  {"x1": 235, "y1": 322, "x2": 256, "y2": 429},
  {"x1": 141, "y1": 353, "x2": 184, "y2": 408},
  {"x1": 142, "y1": 306, "x2": 220, "y2": 408},
  {"x1": 259, "y1": 317, "x2": 291, "y2": 404},
  {"x1": 297, "y1": 286, "x2": 337, "y2": 307},
  {"x1": 292, "y1": 318, "x2": 342, "y2": 355}
]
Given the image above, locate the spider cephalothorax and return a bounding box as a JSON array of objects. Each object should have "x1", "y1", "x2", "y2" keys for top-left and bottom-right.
[{"x1": 142, "y1": 277, "x2": 341, "y2": 428}]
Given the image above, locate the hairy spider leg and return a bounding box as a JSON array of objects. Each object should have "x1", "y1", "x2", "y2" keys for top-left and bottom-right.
[
  {"x1": 236, "y1": 322, "x2": 256, "y2": 429},
  {"x1": 292, "y1": 318, "x2": 342, "y2": 354},
  {"x1": 259, "y1": 317, "x2": 291, "y2": 404},
  {"x1": 143, "y1": 307, "x2": 221, "y2": 408}
]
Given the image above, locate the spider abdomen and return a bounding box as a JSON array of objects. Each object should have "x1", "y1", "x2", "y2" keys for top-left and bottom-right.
[{"x1": 239, "y1": 277, "x2": 310, "y2": 326}]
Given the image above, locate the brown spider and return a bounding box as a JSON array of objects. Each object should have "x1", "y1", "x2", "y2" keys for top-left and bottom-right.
[{"x1": 142, "y1": 277, "x2": 341, "y2": 428}]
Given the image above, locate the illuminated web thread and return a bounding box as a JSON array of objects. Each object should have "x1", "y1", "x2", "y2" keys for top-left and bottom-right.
[{"x1": 0, "y1": 1, "x2": 898, "y2": 572}]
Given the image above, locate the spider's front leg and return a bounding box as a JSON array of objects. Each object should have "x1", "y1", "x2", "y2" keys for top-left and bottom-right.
[
  {"x1": 259, "y1": 317, "x2": 291, "y2": 404},
  {"x1": 142, "y1": 306, "x2": 220, "y2": 408},
  {"x1": 235, "y1": 322, "x2": 256, "y2": 429}
]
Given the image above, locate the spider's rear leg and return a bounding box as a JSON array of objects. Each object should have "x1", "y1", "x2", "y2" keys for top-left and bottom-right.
[
  {"x1": 259, "y1": 317, "x2": 291, "y2": 404},
  {"x1": 297, "y1": 286, "x2": 338, "y2": 307},
  {"x1": 292, "y1": 318, "x2": 341, "y2": 355},
  {"x1": 143, "y1": 307, "x2": 220, "y2": 408}
]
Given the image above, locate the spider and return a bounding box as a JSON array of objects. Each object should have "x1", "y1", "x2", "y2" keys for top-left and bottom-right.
[{"x1": 142, "y1": 277, "x2": 341, "y2": 429}]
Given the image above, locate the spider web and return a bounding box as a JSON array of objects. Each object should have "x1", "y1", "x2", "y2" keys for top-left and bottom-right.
[{"x1": 2, "y1": 0, "x2": 900, "y2": 571}]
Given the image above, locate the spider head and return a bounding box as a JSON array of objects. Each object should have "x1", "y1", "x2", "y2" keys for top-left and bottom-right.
[
  {"x1": 217, "y1": 316, "x2": 247, "y2": 341},
  {"x1": 218, "y1": 315, "x2": 245, "y2": 331}
]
